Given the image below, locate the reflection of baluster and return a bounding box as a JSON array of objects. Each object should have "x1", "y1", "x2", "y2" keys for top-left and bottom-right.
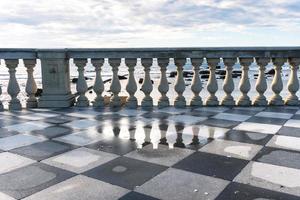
[
  {"x1": 285, "y1": 58, "x2": 300, "y2": 105},
  {"x1": 174, "y1": 123, "x2": 185, "y2": 148},
  {"x1": 174, "y1": 58, "x2": 186, "y2": 108},
  {"x1": 125, "y1": 58, "x2": 138, "y2": 108},
  {"x1": 237, "y1": 58, "x2": 252, "y2": 106},
  {"x1": 91, "y1": 59, "x2": 105, "y2": 107},
  {"x1": 191, "y1": 126, "x2": 200, "y2": 145},
  {"x1": 129, "y1": 126, "x2": 136, "y2": 141},
  {"x1": 157, "y1": 58, "x2": 170, "y2": 108},
  {"x1": 5, "y1": 59, "x2": 22, "y2": 110},
  {"x1": 143, "y1": 125, "x2": 152, "y2": 147},
  {"x1": 24, "y1": 59, "x2": 38, "y2": 108},
  {"x1": 159, "y1": 121, "x2": 169, "y2": 145},
  {"x1": 269, "y1": 58, "x2": 285, "y2": 105},
  {"x1": 253, "y1": 58, "x2": 269, "y2": 106},
  {"x1": 190, "y1": 58, "x2": 203, "y2": 106}
]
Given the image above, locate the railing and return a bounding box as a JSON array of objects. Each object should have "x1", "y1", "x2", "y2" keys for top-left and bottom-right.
[{"x1": 0, "y1": 47, "x2": 300, "y2": 111}]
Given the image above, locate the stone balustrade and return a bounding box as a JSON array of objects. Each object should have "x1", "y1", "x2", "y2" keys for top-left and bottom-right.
[{"x1": 0, "y1": 47, "x2": 300, "y2": 110}]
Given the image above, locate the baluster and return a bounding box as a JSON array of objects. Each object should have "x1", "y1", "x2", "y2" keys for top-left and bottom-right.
[
  {"x1": 23, "y1": 59, "x2": 38, "y2": 108},
  {"x1": 237, "y1": 58, "x2": 252, "y2": 106},
  {"x1": 174, "y1": 58, "x2": 186, "y2": 108},
  {"x1": 5, "y1": 59, "x2": 22, "y2": 110},
  {"x1": 205, "y1": 58, "x2": 219, "y2": 106},
  {"x1": 190, "y1": 58, "x2": 203, "y2": 106},
  {"x1": 285, "y1": 58, "x2": 300, "y2": 105},
  {"x1": 91, "y1": 59, "x2": 105, "y2": 107},
  {"x1": 269, "y1": 58, "x2": 285, "y2": 106},
  {"x1": 221, "y1": 58, "x2": 236, "y2": 106},
  {"x1": 125, "y1": 58, "x2": 138, "y2": 108},
  {"x1": 74, "y1": 59, "x2": 89, "y2": 107},
  {"x1": 141, "y1": 58, "x2": 153, "y2": 107},
  {"x1": 0, "y1": 84, "x2": 3, "y2": 111},
  {"x1": 109, "y1": 58, "x2": 122, "y2": 107},
  {"x1": 157, "y1": 58, "x2": 170, "y2": 108},
  {"x1": 253, "y1": 58, "x2": 269, "y2": 106}
]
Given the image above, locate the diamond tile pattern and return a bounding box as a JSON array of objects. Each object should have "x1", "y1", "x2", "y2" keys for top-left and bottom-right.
[{"x1": 0, "y1": 106, "x2": 299, "y2": 199}]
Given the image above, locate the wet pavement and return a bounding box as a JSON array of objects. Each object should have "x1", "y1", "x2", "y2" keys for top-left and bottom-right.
[{"x1": 0, "y1": 106, "x2": 300, "y2": 199}]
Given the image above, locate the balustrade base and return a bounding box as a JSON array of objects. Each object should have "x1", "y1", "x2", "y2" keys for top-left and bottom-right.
[
  {"x1": 253, "y1": 97, "x2": 268, "y2": 106},
  {"x1": 237, "y1": 96, "x2": 251, "y2": 106},
  {"x1": 190, "y1": 96, "x2": 203, "y2": 107},
  {"x1": 269, "y1": 95, "x2": 284, "y2": 106},
  {"x1": 284, "y1": 96, "x2": 299, "y2": 106},
  {"x1": 9, "y1": 101, "x2": 22, "y2": 111},
  {"x1": 92, "y1": 99, "x2": 105, "y2": 108},
  {"x1": 141, "y1": 98, "x2": 153, "y2": 108},
  {"x1": 0, "y1": 103, "x2": 3, "y2": 111},
  {"x1": 221, "y1": 97, "x2": 235, "y2": 106},
  {"x1": 158, "y1": 98, "x2": 170, "y2": 108},
  {"x1": 174, "y1": 97, "x2": 186, "y2": 108},
  {"x1": 38, "y1": 93, "x2": 75, "y2": 108},
  {"x1": 126, "y1": 99, "x2": 138, "y2": 109},
  {"x1": 26, "y1": 101, "x2": 38, "y2": 108},
  {"x1": 205, "y1": 96, "x2": 219, "y2": 106}
]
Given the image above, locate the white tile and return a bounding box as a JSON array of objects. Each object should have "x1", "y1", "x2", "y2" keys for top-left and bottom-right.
[
  {"x1": 199, "y1": 139, "x2": 263, "y2": 160},
  {"x1": 117, "y1": 109, "x2": 146, "y2": 117},
  {"x1": 233, "y1": 122, "x2": 281, "y2": 134},
  {"x1": 267, "y1": 135, "x2": 300, "y2": 151},
  {"x1": 42, "y1": 147, "x2": 118, "y2": 173},
  {"x1": 0, "y1": 152, "x2": 36, "y2": 174},
  {"x1": 0, "y1": 134, "x2": 47, "y2": 151},
  {"x1": 65, "y1": 109, "x2": 103, "y2": 118},
  {"x1": 156, "y1": 107, "x2": 186, "y2": 114},
  {"x1": 136, "y1": 168, "x2": 229, "y2": 200},
  {"x1": 168, "y1": 115, "x2": 207, "y2": 125},
  {"x1": 17, "y1": 113, "x2": 59, "y2": 120},
  {"x1": 65, "y1": 119, "x2": 99, "y2": 129},
  {"x1": 3, "y1": 122, "x2": 51, "y2": 132},
  {"x1": 212, "y1": 113, "x2": 251, "y2": 122},
  {"x1": 23, "y1": 175, "x2": 129, "y2": 200},
  {"x1": 255, "y1": 111, "x2": 293, "y2": 119},
  {"x1": 53, "y1": 130, "x2": 103, "y2": 146},
  {"x1": 183, "y1": 125, "x2": 230, "y2": 139},
  {"x1": 234, "y1": 161, "x2": 300, "y2": 196},
  {"x1": 284, "y1": 119, "x2": 300, "y2": 128},
  {"x1": 233, "y1": 107, "x2": 265, "y2": 111},
  {"x1": 0, "y1": 192, "x2": 15, "y2": 200},
  {"x1": 195, "y1": 107, "x2": 229, "y2": 113},
  {"x1": 125, "y1": 144, "x2": 194, "y2": 166}
]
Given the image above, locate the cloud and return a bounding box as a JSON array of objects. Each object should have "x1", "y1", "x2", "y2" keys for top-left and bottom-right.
[{"x1": 0, "y1": 0, "x2": 299, "y2": 47}]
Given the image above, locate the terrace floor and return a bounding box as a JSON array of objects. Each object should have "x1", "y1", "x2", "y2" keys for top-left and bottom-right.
[{"x1": 0, "y1": 106, "x2": 300, "y2": 200}]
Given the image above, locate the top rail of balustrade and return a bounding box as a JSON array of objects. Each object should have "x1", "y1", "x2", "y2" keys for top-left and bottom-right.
[{"x1": 0, "y1": 47, "x2": 300, "y2": 59}]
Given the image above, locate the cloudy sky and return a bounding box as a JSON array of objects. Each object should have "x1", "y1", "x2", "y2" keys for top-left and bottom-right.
[{"x1": 0, "y1": 0, "x2": 299, "y2": 48}]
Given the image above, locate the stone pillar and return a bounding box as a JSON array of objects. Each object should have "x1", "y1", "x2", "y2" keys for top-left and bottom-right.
[
  {"x1": 190, "y1": 58, "x2": 203, "y2": 107},
  {"x1": 157, "y1": 58, "x2": 170, "y2": 108},
  {"x1": 253, "y1": 58, "x2": 269, "y2": 106},
  {"x1": 141, "y1": 58, "x2": 153, "y2": 108},
  {"x1": 24, "y1": 59, "x2": 38, "y2": 108},
  {"x1": 174, "y1": 58, "x2": 186, "y2": 108},
  {"x1": 74, "y1": 59, "x2": 89, "y2": 107},
  {"x1": 5, "y1": 59, "x2": 22, "y2": 110},
  {"x1": 221, "y1": 58, "x2": 236, "y2": 106},
  {"x1": 285, "y1": 58, "x2": 300, "y2": 106},
  {"x1": 38, "y1": 51, "x2": 74, "y2": 108},
  {"x1": 125, "y1": 58, "x2": 138, "y2": 108},
  {"x1": 205, "y1": 58, "x2": 219, "y2": 106},
  {"x1": 269, "y1": 58, "x2": 285, "y2": 106},
  {"x1": 91, "y1": 58, "x2": 105, "y2": 107},
  {"x1": 237, "y1": 58, "x2": 252, "y2": 106}
]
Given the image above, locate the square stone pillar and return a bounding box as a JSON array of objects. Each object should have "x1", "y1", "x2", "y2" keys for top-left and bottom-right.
[{"x1": 38, "y1": 50, "x2": 75, "y2": 108}]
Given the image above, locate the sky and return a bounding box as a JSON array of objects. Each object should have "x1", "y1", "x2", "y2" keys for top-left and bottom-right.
[{"x1": 0, "y1": 0, "x2": 300, "y2": 48}]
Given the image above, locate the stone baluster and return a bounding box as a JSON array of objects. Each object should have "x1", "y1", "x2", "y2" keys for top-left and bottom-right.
[
  {"x1": 157, "y1": 58, "x2": 170, "y2": 108},
  {"x1": 141, "y1": 58, "x2": 153, "y2": 108},
  {"x1": 5, "y1": 59, "x2": 22, "y2": 110},
  {"x1": 125, "y1": 58, "x2": 138, "y2": 108},
  {"x1": 109, "y1": 58, "x2": 122, "y2": 107},
  {"x1": 0, "y1": 84, "x2": 3, "y2": 111},
  {"x1": 285, "y1": 58, "x2": 300, "y2": 105},
  {"x1": 174, "y1": 58, "x2": 186, "y2": 108},
  {"x1": 221, "y1": 58, "x2": 236, "y2": 106},
  {"x1": 269, "y1": 58, "x2": 285, "y2": 106},
  {"x1": 205, "y1": 58, "x2": 219, "y2": 106},
  {"x1": 237, "y1": 58, "x2": 253, "y2": 106},
  {"x1": 74, "y1": 59, "x2": 89, "y2": 107},
  {"x1": 23, "y1": 59, "x2": 38, "y2": 108},
  {"x1": 190, "y1": 58, "x2": 203, "y2": 106},
  {"x1": 91, "y1": 59, "x2": 105, "y2": 107},
  {"x1": 253, "y1": 58, "x2": 269, "y2": 106}
]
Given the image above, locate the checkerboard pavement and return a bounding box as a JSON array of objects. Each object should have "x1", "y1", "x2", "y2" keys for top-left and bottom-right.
[{"x1": 0, "y1": 106, "x2": 300, "y2": 199}]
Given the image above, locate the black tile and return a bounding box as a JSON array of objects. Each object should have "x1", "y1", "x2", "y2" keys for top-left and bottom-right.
[
  {"x1": 253, "y1": 147, "x2": 300, "y2": 169},
  {"x1": 31, "y1": 125, "x2": 73, "y2": 138},
  {"x1": 263, "y1": 107, "x2": 298, "y2": 114},
  {"x1": 173, "y1": 152, "x2": 249, "y2": 181},
  {"x1": 83, "y1": 157, "x2": 167, "y2": 190},
  {"x1": 142, "y1": 112, "x2": 170, "y2": 120},
  {"x1": 246, "y1": 116, "x2": 287, "y2": 125},
  {"x1": 0, "y1": 162, "x2": 75, "y2": 199},
  {"x1": 0, "y1": 118, "x2": 25, "y2": 128},
  {"x1": 10, "y1": 141, "x2": 75, "y2": 161},
  {"x1": 291, "y1": 114, "x2": 300, "y2": 120},
  {"x1": 225, "y1": 108, "x2": 260, "y2": 115},
  {"x1": 221, "y1": 130, "x2": 273, "y2": 145},
  {"x1": 200, "y1": 118, "x2": 241, "y2": 128},
  {"x1": 215, "y1": 182, "x2": 300, "y2": 200},
  {"x1": 86, "y1": 137, "x2": 138, "y2": 155},
  {"x1": 277, "y1": 126, "x2": 300, "y2": 138},
  {"x1": 44, "y1": 115, "x2": 80, "y2": 124},
  {"x1": 119, "y1": 191, "x2": 160, "y2": 200},
  {"x1": 0, "y1": 128, "x2": 18, "y2": 138},
  {"x1": 186, "y1": 110, "x2": 218, "y2": 117}
]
